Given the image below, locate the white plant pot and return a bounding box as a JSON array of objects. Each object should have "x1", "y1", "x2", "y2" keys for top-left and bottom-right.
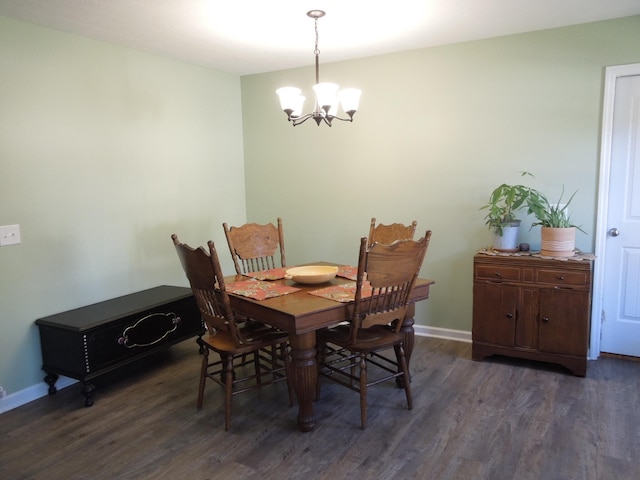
[{"x1": 491, "y1": 221, "x2": 521, "y2": 253}]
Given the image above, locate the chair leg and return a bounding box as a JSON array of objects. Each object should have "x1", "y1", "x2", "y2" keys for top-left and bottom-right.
[
  {"x1": 394, "y1": 343, "x2": 410, "y2": 388},
  {"x1": 223, "y1": 354, "x2": 234, "y2": 431},
  {"x1": 396, "y1": 344, "x2": 413, "y2": 410},
  {"x1": 358, "y1": 352, "x2": 368, "y2": 429},
  {"x1": 197, "y1": 347, "x2": 209, "y2": 409},
  {"x1": 271, "y1": 344, "x2": 279, "y2": 382},
  {"x1": 283, "y1": 343, "x2": 295, "y2": 407},
  {"x1": 351, "y1": 362, "x2": 357, "y2": 389},
  {"x1": 254, "y1": 350, "x2": 262, "y2": 387},
  {"x1": 315, "y1": 340, "x2": 326, "y2": 401}
]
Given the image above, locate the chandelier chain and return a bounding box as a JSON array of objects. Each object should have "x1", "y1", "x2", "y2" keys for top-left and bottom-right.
[{"x1": 314, "y1": 17, "x2": 320, "y2": 56}]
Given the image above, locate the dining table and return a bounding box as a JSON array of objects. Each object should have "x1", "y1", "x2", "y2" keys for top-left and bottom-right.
[{"x1": 224, "y1": 261, "x2": 435, "y2": 432}]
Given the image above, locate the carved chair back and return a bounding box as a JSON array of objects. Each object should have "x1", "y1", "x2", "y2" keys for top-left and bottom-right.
[
  {"x1": 349, "y1": 231, "x2": 432, "y2": 345},
  {"x1": 368, "y1": 217, "x2": 418, "y2": 247},
  {"x1": 223, "y1": 218, "x2": 286, "y2": 275}
]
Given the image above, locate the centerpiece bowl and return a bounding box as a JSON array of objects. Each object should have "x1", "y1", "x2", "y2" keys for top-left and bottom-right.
[{"x1": 285, "y1": 265, "x2": 339, "y2": 284}]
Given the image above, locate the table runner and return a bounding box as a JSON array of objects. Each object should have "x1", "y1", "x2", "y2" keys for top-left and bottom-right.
[{"x1": 226, "y1": 279, "x2": 300, "y2": 300}]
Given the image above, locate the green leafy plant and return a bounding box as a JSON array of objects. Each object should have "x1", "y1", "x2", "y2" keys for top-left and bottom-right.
[
  {"x1": 480, "y1": 172, "x2": 538, "y2": 236},
  {"x1": 527, "y1": 187, "x2": 586, "y2": 233}
]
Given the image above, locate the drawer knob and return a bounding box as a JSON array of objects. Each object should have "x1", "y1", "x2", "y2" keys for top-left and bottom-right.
[
  {"x1": 542, "y1": 317, "x2": 550, "y2": 323},
  {"x1": 494, "y1": 272, "x2": 501, "y2": 277},
  {"x1": 556, "y1": 275, "x2": 565, "y2": 281},
  {"x1": 506, "y1": 313, "x2": 513, "y2": 319}
]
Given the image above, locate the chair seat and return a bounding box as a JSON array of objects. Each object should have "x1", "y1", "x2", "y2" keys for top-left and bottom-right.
[
  {"x1": 201, "y1": 324, "x2": 289, "y2": 354},
  {"x1": 318, "y1": 324, "x2": 402, "y2": 352}
]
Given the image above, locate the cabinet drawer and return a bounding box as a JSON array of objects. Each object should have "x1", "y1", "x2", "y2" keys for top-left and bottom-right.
[
  {"x1": 537, "y1": 269, "x2": 589, "y2": 287},
  {"x1": 475, "y1": 264, "x2": 520, "y2": 281}
]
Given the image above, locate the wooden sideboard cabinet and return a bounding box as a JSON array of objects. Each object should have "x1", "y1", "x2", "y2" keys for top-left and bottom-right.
[
  {"x1": 472, "y1": 254, "x2": 593, "y2": 376},
  {"x1": 35, "y1": 285, "x2": 204, "y2": 406}
]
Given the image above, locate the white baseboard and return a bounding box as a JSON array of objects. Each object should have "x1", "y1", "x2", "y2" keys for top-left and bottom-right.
[
  {"x1": 0, "y1": 376, "x2": 77, "y2": 414},
  {"x1": 414, "y1": 325, "x2": 472, "y2": 343},
  {"x1": 1, "y1": 327, "x2": 470, "y2": 415}
]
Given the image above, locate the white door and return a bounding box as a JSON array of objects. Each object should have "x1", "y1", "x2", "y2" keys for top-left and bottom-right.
[{"x1": 594, "y1": 65, "x2": 640, "y2": 357}]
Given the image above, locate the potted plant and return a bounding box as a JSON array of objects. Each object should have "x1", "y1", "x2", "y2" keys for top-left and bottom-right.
[
  {"x1": 481, "y1": 172, "x2": 538, "y2": 252},
  {"x1": 527, "y1": 187, "x2": 586, "y2": 257}
]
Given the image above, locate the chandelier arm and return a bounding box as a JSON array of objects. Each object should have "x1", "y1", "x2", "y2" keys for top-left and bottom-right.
[
  {"x1": 290, "y1": 114, "x2": 315, "y2": 126},
  {"x1": 327, "y1": 115, "x2": 355, "y2": 123}
]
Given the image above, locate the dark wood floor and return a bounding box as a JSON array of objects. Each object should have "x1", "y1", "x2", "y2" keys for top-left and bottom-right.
[{"x1": 1, "y1": 336, "x2": 639, "y2": 480}]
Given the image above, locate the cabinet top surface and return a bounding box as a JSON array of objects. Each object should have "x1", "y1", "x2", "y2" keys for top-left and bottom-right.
[
  {"x1": 35, "y1": 285, "x2": 193, "y2": 331},
  {"x1": 474, "y1": 252, "x2": 594, "y2": 269}
]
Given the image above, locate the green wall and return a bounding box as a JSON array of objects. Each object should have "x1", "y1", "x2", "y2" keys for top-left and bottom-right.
[
  {"x1": 0, "y1": 16, "x2": 246, "y2": 397},
  {"x1": 241, "y1": 16, "x2": 640, "y2": 334},
  {"x1": 1, "y1": 14, "x2": 639, "y2": 403}
]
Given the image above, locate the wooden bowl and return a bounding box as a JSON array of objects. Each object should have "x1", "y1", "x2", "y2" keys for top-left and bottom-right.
[{"x1": 285, "y1": 265, "x2": 339, "y2": 284}]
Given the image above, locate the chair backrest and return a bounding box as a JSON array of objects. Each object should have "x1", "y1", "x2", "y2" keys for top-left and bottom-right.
[
  {"x1": 172, "y1": 234, "x2": 245, "y2": 345},
  {"x1": 222, "y1": 218, "x2": 286, "y2": 275},
  {"x1": 350, "y1": 231, "x2": 432, "y2": 344},
  {"x1": 368, "y1": 217, "x2": 418, "y2": 247}
]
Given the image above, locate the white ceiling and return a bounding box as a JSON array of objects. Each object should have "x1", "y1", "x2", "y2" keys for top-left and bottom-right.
[{"x1": 1, "y1": 0, "x2": 639, "y2": 76}]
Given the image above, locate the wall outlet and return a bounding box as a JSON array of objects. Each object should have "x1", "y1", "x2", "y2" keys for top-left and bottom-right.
[{"x1": 0, "y1": 224, "x2": 21, "y2": 246}]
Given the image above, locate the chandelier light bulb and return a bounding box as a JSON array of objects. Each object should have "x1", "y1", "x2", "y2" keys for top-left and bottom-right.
[
  {"x1": 338, "y1": 88, "x2": 362, "y2": 116},
  {"x1": 312, "y1": 82, "x2": 339, "y2": 111}
]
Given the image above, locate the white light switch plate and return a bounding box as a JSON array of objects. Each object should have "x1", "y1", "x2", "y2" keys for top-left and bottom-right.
[{"x1": 0, "y1": 224, "x2": 21, "y2": 246}]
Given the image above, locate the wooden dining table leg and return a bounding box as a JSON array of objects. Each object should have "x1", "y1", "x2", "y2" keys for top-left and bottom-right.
[{"x1": 287, "y1": 331, "x2": 318, "y2": 432}]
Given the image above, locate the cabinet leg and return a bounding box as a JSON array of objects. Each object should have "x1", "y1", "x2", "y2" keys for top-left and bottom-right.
[
  {"x1": 44, "y1": 372, "x2": 59, "y2": 395},
  {"x1": 82, "y1": 383, "x2": 95, "y2": 407}
]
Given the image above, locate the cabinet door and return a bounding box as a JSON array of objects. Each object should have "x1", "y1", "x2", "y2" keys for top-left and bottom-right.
[
  {"x1": 538, "y1": 288, "x2": 589, "y2": 356},
  {"x1": 473, "y1": 282, "x2": 517, "y2": 346},
  {"x1": 515, "y1": 286, "x2": 539, "y2": 350}
]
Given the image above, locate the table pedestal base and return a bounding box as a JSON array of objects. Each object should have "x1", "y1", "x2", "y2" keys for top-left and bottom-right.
[{"x1": 288, "y1": 331, "x2": 318, "y2": 432}]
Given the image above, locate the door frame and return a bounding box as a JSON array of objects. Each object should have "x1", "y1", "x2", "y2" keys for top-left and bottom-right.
[{"x1": 591, "y1": 62, "x2": 640, "y2": 359}]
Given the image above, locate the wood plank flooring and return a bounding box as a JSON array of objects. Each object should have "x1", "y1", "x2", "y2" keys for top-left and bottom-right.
[{"x1": 1, "y1": 337, "x2": 639, "y2": 480}]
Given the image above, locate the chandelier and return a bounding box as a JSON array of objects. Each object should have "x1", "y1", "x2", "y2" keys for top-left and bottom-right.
[{"x1": 276, "y1": 10, "x2": 362, "y2": 127}]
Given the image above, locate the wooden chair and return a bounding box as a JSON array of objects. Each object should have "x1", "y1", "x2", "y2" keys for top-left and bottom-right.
[
  {"x1": 171, "y1": 234, "x2": 293, "y2": 431},
  {"x1": 316, "y1": 231, "x2": 432, "y2": 429},
  {"x1": 223, "y1": 218, "x2": 286, "y2": 275},
  {"x1": 368, "y1": 217, "x2": 417, "y2": 247}
]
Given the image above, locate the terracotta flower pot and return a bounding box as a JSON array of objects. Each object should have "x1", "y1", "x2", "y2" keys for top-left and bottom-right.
[{"x1": 540, "y1": 227, "x2": 576, "y2": 257}]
